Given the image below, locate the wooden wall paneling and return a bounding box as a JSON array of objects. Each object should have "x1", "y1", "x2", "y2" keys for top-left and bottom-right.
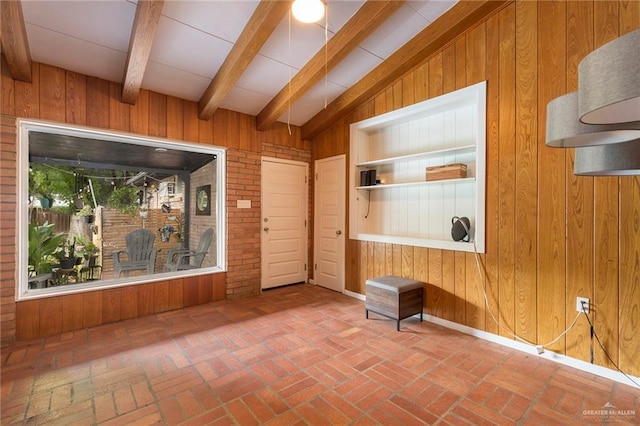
[
  {"x1": 442, "y1": 45, "x2": 456, "y2": 95},
  {"x1": 401, "y1": 245, "x2": 413, "y2": 279},
  {"x1": 15, "y1": 299, "x2": 39, "y2": 340},
  {"x1": 484, "y1": 13, "x2": 500, "y2": 335},
  {"x1": 366, "y1": 242, "x2": 375, "y2": 290},
  {"x1": 198, "y1": 116, "x2": 213, "y2": 145},
  {"x1": 619, "y1": 177, "x2": 640, "y2": 375},
  {"x1": 497, "y1": 3, "x2": 516, "y2": 339},
  {"x1": 183, "y1": 101, "x2": 199, "y2": 144},
  {"x1": 536, "y1": 0, "x2": 566, "y2": 353},
  {"x1": 619, "y1": 0, "x2": 639, "y2": 33},
  {"x1": 402, "y1": 72, "x2": 415, "y2": 107},
  {"x1": 441, "y1": 250, "x2": 455, "y2": 322},
  {"x1": 392, "y1": 80, "x2": 402, "y2": 111},
  {"x1": 183, "y1": 276, "x2": 200, "y2": 307},
  {"x1": 62, "y1": 293, "x2": 84, "y2": 332},
  {"x1": 15, "y1": 63, "x2": 39, "y2": 118},
  {"x1": 513, "y1": 0, "x2": 538, "y2": 345},
  {"x1": 592, "y1": 0, "x2": 620, "y2": 371},
  {"x1": 166, "y1": 96, "x2": 184, "y2": 140},
  {"x1": 65, "y1": 71, "x2": 86, "y2": 125},
  {"x1": 413, "y1": 62, "x2": 429, "y2": 103},
  {"x1": 168, "y1": 278, "x2": 184, "y2": 310},
  {"x1": 392, "y1": 244, "x2": 402, "y2": 277},
  {"x1": 154, "y1": 281, "x2": 169, "y2": 313},
  {"x1": 428, "y1": 52, "x2": 443, "y2": 98},
  {"x1": 148, "y1": 91, "x2": 167, "y2": 137},
  {"x1": 102, "y1": 288, "x2": 122, "y2": 323},
  {"x1": 86, "y1": 76, "x2": 109, "y2": 129},
  {"x1": 120, "y1": 286, "x2": 139, "y2": 320},
  {"x1": 464, "y1": 22, "x2": 487, "y2": 331},
  {"x1": 130, "y1": 89, "x2": 149, "y2": 135},
  {"x1": 373, "y1": 242, "x2": 385, "y2": 278},
  {"x1": 82, "y1": 291, "x2": 102, "y2": 328},
  {"x1": 212, "y1": 273, "x2": 225, "y2": 302},
  {"x1": 413, "y1": 246, "x2": 429, "y2": 311},
  {"x1": 428, "y1": 248, "x2": 442, "y2": 317},
  {"x1": 109, "y1": 82, "x2": 130, "y2": 132},
  {"x1": 137, "y1": 283, "x2": 154, "y2": 316},
  {"x1": 38, "y1": 297, "x2": 62, "y2": 337},
  {"x1": 197, "y1": 275, "x2": 213, "y2": 305},
  {"x1": 356, "y1": 240, "x2": 366, "y2": 293},
  {"x1": 455, "y1": 38, "x2": 467, "y2": 90},
  {"x1": 38, "y1": 64, "x2": 65, "y2": 122},
  {"x1": 564, "y1": 0, "x2": 594, "y2": 362},
  {"x1": 1, "y1": 55, "x2": 16, "y2": 115},
  {"x1": 454, "y1": 251, "x2": 466, "y2": 324}
]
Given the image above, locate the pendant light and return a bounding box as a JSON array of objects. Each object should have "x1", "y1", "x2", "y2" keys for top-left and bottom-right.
[
  {"x1": 578, "y1": 29, "x2": 640, "y2": 125},
  {"x1": 574, "y1": 140, "x2": 640, "y2": 176},
  {"x1": 292, "y1": 0, "x2": 325, "y2": 24}
]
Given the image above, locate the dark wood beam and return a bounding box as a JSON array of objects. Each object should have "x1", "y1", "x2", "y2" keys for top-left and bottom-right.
[
  {"x1": 0, "y1": 0, "x2": 32, "y2": 82},
  {"x1": 256, "y1": 0, "x2": 405, "y2": 131},
  {"x1": 121, "y1": 0, "x2": 164, "y2": 105},
  {"x1": 198, "y1": 0, "x2": 290, "y2": 120},
  {"x1": 301, "y1": 0, "x2": 510, "y2": 140}
]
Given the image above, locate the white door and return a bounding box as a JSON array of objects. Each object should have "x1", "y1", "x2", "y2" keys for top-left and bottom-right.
[
  {"x1": 261, "y1": 158, "x2": 308, "y2": 289},
  {"x1": 314, "y1": 155, "x2": 346, "y2": 293}
]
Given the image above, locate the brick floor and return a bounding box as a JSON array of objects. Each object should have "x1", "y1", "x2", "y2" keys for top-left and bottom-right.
[{"x1": 1, "y1": 284, "x2": 639, "y2": 425}]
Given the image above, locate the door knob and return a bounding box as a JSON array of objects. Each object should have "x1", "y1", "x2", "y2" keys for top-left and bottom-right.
[
  {"x1": 264, "y1": 227, "x2": 270, "y2": 232},
  {"x1": 336, "y1": 230, "x2": 342, "y2": 235}
]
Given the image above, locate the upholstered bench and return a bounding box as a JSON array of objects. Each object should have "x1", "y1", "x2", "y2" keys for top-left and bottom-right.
[{"x1": 365, "y1": 275, "x2": 424, "y2": 331}]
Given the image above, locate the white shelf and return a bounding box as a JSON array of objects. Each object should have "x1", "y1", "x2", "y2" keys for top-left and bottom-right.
[
  {"x1": 356, "y1": 144, "x2": 476, "y2": 168},
  {"x1": 356, "y1": 177, "x2": 475, "y2": 190},
  {"x1": 349, "y1": 81, "x2": 486, "y2": 253}
]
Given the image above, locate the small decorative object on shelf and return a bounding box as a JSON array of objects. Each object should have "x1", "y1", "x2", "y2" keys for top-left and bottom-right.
[{"x1": 425, "y1": 163, "x2": 467, "y2": 181}]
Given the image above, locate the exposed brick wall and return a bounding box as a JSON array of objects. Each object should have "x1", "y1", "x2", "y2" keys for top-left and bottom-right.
[
  {"x1": 0, "y1": 115, "x2": 16, "y2": 345},
  {"x1": 224, "y1": 143, "x2": 313, "y2": 299}
]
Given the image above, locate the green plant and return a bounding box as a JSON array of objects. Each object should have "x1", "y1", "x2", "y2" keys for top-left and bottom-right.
[
  {"x1": 107, "y1": 186, "x2": 140, "y2": 216},
  {"x1": 76, "y1": 205, "x2": 94, "y2": 216},
  {"x1": 77, "y1": 237, "x2": 100, "y2": 259},
  {"x1": 28, "y1": 222, "x2": 65, "y2": 276}
]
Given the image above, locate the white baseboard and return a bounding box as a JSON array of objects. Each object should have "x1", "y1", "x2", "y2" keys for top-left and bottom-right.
[{"x1": 344, "y1": 291, "x2": 639, "y2": 388}]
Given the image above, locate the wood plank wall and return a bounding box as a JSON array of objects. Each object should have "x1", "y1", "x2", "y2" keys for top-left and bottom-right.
[
  {"x1": 312, "y1": 0, "x2": 640, "y2": 377},
  {"x1": 0, "y1": 57, "x2": 310, "y2": 342}
]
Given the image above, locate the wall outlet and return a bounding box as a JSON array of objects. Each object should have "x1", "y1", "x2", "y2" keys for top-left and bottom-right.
[{"x1": 576, "y1": 297, "x2": 589, "y2": 313}]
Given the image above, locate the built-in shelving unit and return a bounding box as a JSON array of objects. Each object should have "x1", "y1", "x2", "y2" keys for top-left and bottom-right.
[{"x1": 349, "y1": 81, "x2": 486, "y2": 253}]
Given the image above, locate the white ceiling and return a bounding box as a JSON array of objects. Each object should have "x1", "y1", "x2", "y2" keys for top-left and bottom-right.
[{"x1": 19, "y1": 0, "x2": 457, "y2": 126}]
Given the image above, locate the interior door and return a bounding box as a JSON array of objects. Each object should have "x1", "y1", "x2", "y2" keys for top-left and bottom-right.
[
  {"x1": 261, "y1": 159, "x2": 308, "y2": 289},
  {"x1": 314, "y1": 155, "x2": 346, "y2": 293}
]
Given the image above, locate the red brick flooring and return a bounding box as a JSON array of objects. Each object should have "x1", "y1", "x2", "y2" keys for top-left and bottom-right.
[{"x1": 1, "y1": 284, "x2": 638, "y2": 425}]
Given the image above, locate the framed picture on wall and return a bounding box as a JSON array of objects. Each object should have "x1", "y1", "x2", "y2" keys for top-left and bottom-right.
[{"x1": 195, "y1": 184, "x2": 211, "y2": 216}]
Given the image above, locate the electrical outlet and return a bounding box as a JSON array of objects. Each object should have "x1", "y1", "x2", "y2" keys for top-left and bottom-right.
[{"x1": 576, "y1": 297, "x2": 589, "y2": 313}]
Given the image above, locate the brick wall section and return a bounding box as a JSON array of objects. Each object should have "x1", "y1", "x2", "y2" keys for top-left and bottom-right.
[
  {"x1": 226, "y1": 149, "x2": 262, "y2": 298},
  {"x1": 0, "y1": 115, "x2": 16, "y2": 345},
  {"x1": 224, "y1": 143, "x2": 313, "y2": 299}
]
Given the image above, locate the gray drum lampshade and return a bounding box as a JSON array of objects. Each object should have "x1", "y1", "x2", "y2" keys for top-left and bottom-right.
[
  {"x1": 578, "y1": 29, "x2": 640, "y2": 125},
  {"x1": 546, "y1": 92, "x2": 640, "y2": 147},
  {"x1": 574, "y1": 140, "x2": 640, "y2": 176}
]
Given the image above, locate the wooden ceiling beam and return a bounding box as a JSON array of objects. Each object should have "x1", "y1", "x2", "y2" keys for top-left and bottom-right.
[
  {"x1": 1, "y1": 0, "x2": 32, "y2": 82},
  {"x1": 198, "y1": 0, "x2": 290, "y2": 120},
  {"x1": 301, "y1": 0, "x2": 510, "y2": 140},
  {"x1": 256, "y1": 0, "x2": 405, "y2": 131},
  {"x1": 121, "y1": 0, "x2": 164, "y2": 105}
]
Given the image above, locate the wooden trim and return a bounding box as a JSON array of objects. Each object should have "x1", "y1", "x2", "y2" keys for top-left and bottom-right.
[
  {"x1": 198, "y1": 0, "x2": 290, "y2": 120},
  {"x1": 0, "y1": 0, "x2": 32, "y2": 82},
  {"x1": 121, "y1": 0, "x2": 164, "y2": 105}
]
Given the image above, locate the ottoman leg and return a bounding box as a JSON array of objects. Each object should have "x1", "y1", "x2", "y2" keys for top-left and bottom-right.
[{"x1": 365, "y1": 309, "x2": 369, "y2": 319}]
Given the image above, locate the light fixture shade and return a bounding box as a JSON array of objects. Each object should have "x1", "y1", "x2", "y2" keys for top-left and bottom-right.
[
  {"x1": 578, "y1": 29, "x2": 640, "y2": 125},
  {"x1": 292, "y1": 0, "x2": 325, "y2": 24},
  {"x1": 546, "y1": 92, "x2": 640, "y2": 147},
  {"x1": 574, "y1": 140, "x2": 640, "y2": 176}
]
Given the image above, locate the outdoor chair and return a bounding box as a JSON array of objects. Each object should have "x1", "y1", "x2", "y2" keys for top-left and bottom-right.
[
  {"x1": 112, "y1": 228, "x2": 159, "y2": 277},
  {"x1": 163, "y1": 228, "x2": 213, "y2": 272}
]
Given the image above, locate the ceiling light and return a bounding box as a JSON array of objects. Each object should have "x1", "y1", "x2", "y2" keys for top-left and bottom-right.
[
  {"x1": 292, "y1": 0, "x2": 325, "y2": 24},
  {"x1": 574, "y1": 140, "x2": 640, "y2": 176},
  {"x1": 578, "y1": 29, "x2": 640, "y2": 125},
  {"x1": 546, "y1": 92, "x2": 640, "y2": 148}
]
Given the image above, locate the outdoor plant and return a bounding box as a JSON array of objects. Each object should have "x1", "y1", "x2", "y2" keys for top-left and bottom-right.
[
  {"x1": 107, "y1": 186, "x2": 140, "y2": 216},
  {"x1": 28, "y1": 222, "x2": 65, "y2": 276}
]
